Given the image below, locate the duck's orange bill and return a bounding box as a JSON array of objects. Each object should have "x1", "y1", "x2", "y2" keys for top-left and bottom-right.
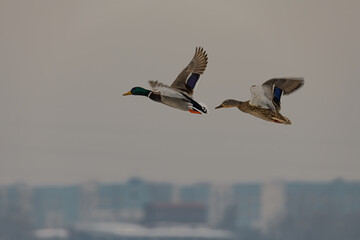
[{"x1": 189, "y1": 109, "x2": 201, "y2": 114}]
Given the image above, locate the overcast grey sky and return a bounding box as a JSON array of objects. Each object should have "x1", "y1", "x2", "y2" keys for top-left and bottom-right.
[{"x1": 1, "y1": 0, "x2": 359, "y2": 186}]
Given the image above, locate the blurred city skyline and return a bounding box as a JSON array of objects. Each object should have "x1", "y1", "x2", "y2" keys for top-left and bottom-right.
[{"x1": 1, "y1": 177, "x2": 360, "y2": 239}]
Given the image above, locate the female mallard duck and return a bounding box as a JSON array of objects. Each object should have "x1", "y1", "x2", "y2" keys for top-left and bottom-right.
[
  {"x1": 215, "y1": 78, "x2": 304, "y2": 124},
  {"x1": 123, "y1": 47, "x2": 208, "y2": 114}
]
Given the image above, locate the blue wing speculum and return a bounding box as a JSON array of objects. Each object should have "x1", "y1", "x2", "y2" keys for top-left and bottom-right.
[
  {"x1": 273, "y1": 86, "x2": 283, "y2": 110},
  {"x1": 186, "y1": 73, "x2": 200, "y2": 91}
]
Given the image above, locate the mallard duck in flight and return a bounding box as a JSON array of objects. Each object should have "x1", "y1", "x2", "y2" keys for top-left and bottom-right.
[
  {"x1": 215, "y1": 78, "x2": 304, "y2": 124},
  {"x1": 123, "y1": 47, "x2": 208, "y2": 114}
]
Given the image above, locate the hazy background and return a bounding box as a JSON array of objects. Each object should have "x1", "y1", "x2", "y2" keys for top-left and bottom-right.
[{"x1": 1, "y1": 0, "x2": 359, "y2": 186}]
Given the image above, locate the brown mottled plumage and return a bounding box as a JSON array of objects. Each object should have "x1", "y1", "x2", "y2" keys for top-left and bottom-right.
[
  {"x1": 215, "y1": 100, "x2": 291, "y2": 124},
  {"x1": 215, "y1": 78, "x2": 304, "y2": 124}
]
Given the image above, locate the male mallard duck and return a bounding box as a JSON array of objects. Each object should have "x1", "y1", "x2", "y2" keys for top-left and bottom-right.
[
  {"x1": 123, "y1": 47, "x2": 208, "y2": 114},
  {"x1": 215, "y1": 78, "x2": 304, "y2": 124}
]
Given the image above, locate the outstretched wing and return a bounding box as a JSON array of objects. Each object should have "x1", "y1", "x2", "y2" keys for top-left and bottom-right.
[
  {"x1": 148, "y1": 80, "x2": 169, "y2": 91},
  {"x1": 262, "y1": 78, "x2": 304, "y2": 111},
  {"x1": 170, "y1": 47, "x2": 208, "y2": 96},
  {"x1": 148, "y1": 80, "x2": 184, "y2": 99}
]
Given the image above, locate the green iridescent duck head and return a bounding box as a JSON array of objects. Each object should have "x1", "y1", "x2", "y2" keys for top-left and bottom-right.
[{"x1": 123, "y1": 87, "x2": 151, "y2": 96}]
